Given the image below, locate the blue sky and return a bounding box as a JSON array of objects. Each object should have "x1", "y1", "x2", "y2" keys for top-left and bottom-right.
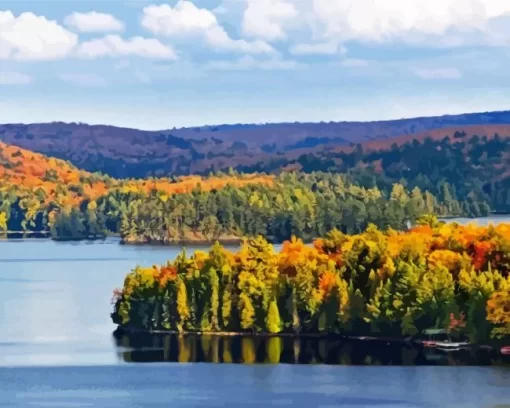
[{"x1": 2, "y1": 0, "x2": 510, "y2": 129}]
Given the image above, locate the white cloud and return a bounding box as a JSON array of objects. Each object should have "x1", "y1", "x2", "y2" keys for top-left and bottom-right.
[
  {"x1": 0, "y1": 11, "x2": 77, "y2": 60},
  {"x1": 289, "y1": 42, "x2": 345, "y2": 55},
  {"x1": 206, "y1": 26, "x2": 275, "y2": 54},
  {"x1": 206, "y1": 55, "x2": 305, "y2": 70},
  {"x1": 0, "y1": 10, "x2": 173, "y2": 62},
  {"x1": 64, "y1": 11, "x2": 124, "y2": 33},
  {"x1": 77, "y1": 35, "x2": 177, "y2": 59},
  {"x1": 413, "y1": 67, "x2": 462, "y2": 80},
  {"x1": 142, "y1": 2, "x2": 217, "y2": 36},
  {"x1": 242, "y1": 0, "x2": 298, "y2": 41},
  {"x1": 209, "y1": 0, "x2": 510, "y2": 49},
  {"x1": 311, "y1": 0, "x2": 510, "y2": 46},
  {"x1": 59, "y1": 73, "x2": 108, "y2": 87},
  {"x1": 0, "y1": 71, "x2": 33, "y2": 85},
  {"x1": 141, "y1": 1, "x2": 275, "y2": 54}
]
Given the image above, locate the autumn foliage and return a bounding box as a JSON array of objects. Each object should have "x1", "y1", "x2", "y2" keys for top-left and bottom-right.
[
  {"x1": 0, "y1": 140, "x2": 272, "y2": 233},
  {"x1": 0, "y1": 141, "x2": 272, "y2": 201},
  {"x1": 0, "y1": 140, "x2": 484, "y2": 244},
  {"x1": 112, "y1": 222, "x2": 510, "y2": 342}
]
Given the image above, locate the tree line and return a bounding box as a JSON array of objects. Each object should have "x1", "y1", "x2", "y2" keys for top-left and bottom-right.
[
  {"x1": 0, "y1": 138, "x2": 497, "y2": 242},
  {"x1": 43, "y1": 172, "x2": 485, "y2": 243}
]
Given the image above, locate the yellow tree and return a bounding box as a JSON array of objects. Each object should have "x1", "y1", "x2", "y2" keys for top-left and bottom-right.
[
  {"x1": 486, "y1": 283, "x2": 510, "y2": 338},
  {"x1": 0, "y1": 211, "x2": 7, "y2": 232}
]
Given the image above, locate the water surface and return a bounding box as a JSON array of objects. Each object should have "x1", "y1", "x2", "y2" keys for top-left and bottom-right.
[
  {"x1": 0, "y1": 364, "x2": 509, "y2": 408},
  {"x1": 0, "y1": 238, "x2": 235, "y2": 367},
  {"x1": 0, "y1": 232, "x2": 509, "y2": 407}
]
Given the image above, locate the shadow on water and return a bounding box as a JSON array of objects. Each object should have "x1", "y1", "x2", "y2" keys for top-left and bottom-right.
[{"x1": 112, "y1": 331, "x2": 510, "y2": 366}]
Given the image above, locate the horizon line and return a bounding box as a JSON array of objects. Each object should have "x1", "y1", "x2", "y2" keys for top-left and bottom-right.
[{"x1": 2, "y1": 108, "x2": 510, "y2": 132}]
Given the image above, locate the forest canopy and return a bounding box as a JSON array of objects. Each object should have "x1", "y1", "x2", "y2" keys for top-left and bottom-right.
[
  {"x1": 116, "y1": 172, "x2": 481, "y2": 244},
  {"x1": 245, "y1": 133, "x2": 510, "y2": 215},
  {"x1": 6, "y1": 169, "x2": 484, "y2": 243},
  {"x1": 0, "y1": 137, "x2": 501, "y2": 243}
]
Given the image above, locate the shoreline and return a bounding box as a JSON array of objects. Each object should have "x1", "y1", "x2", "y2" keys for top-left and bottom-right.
[
  {"x1": 120, "y1": 237, "x2": 244, "y2": 246},
  {"x1": 113, "y1": 325, "x2": 506, "y2": 351},
  {"x1": 4, "y1": 213, "x2": 510, "y2": 246},
  {"x1": 113, "y1": 325, "x2": 412, "y2": 343}
]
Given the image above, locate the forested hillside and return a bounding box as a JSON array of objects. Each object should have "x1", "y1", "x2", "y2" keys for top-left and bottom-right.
[
  {"x1": 1, "y1": 119, "x2": 508, "y2": 243},
  {"x1": 249, "y1": 130, "x2": 510, "y2": 214},
  {"x1": 0, "y1": 140, "x2": 272, "y2": 238},
  {"x1": 0, "y1": 139, "x2": 484, "y2": 242},
  {"x1": 116, "y1": 172, "x2": 482, "y2": 245},
  {"x1": 2, "y1": 110, "x2": 510, "y2": 178}
]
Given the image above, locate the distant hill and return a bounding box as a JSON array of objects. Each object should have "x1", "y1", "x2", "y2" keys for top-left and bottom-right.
[
  {"x1": 0, "y1": 139, "x2": 108, "y2": 204},
  {"x1": 0, "y1": 139, "x2": 273, "y2": 207},
  {"x1": 262, "y1": 124, "x2": 510, "y2": 215},
  {"x1": 0, "y1": 139, "x2": 275, "y2": 236},
  {"x1": 2, "y1": 110, "x2": 510, "y2": 177}
]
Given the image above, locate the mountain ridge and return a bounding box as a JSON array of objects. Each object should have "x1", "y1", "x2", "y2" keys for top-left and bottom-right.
[
  {"x1": 7, "y1": 108, "x2": 510, "y2": 131},
  {"x1": 2, "y1": 110, "x2": 510, "y2": 178}
]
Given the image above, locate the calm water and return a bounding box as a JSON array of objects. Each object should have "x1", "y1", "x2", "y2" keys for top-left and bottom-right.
[{"x1": 0, "y1": 234, "x2": 509, "y2": 407}]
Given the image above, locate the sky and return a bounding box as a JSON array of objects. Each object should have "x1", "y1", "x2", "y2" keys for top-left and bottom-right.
[{"x1": 2, "y1": 0, "x2": 510, "y2": 130}]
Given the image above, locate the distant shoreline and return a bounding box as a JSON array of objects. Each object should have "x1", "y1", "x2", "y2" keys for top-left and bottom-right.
[
  {"x1": 120, "y1": 237, "x2": 243, "y2": 246},
  {"x1": 2, "y1": 213, "x2": 510, "y2": 245}
]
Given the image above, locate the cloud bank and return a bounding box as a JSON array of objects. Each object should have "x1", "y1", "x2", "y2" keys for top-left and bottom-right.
[
  {"x1": 0, "y1": 11, "x2": 77, "y2": 60},
  {"x1": 141, "y1": 1, "x2": 275, "y2": 54},
  {"x1": 64, "y1": 11, "x2": 124, "y2": 33}
]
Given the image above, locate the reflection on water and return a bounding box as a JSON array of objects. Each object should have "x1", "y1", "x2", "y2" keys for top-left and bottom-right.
[
  {"x1": 0, "y1": 239, "x2": 238, "y2": 367},
  {"x1": 0, "y1": 239, "x2": 249, "y2": 367},
  {"x1": 113, "y1": 332, "x2": 510, "y2": 367}
]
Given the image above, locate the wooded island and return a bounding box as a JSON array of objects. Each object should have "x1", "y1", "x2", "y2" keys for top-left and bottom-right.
[{"x1": 111, "y1": 219, "x2": 510, "y2": 343}]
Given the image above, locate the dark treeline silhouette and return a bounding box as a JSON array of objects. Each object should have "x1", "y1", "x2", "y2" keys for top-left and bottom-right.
[{"x1": 112, "y1": 331, "x2": 509, "y2": 366}]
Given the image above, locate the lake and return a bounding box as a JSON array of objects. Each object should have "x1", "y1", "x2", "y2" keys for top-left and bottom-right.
[{"x1": 0, "y1": 232, "x2": 509, "y2": 407}]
